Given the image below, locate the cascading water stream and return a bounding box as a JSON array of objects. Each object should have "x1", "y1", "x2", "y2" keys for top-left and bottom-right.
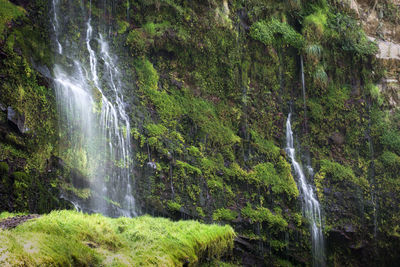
[
  {"x1": 51, "y1": 0, "x2": 137, "y2": 217},
  {"x1": 286, "y1": 113, "x2": 325, "y2": 266},
  {"x1": 300, "y1": 55, "x2": 308, "y2": 135}
]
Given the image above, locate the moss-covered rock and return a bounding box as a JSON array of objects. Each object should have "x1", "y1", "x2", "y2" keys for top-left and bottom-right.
[{"x1": 0, "y1": 210, "x2": 235, "y2": 266}]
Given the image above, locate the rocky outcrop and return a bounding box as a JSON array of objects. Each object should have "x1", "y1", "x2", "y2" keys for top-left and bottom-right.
[
  {"x1": 7, "y1": 106, "x2": 29, "y2": 134},
  {"x1": 351, "y1": 0, "x2": 400, "y2": 109},
  {"x1": 368, "y1": 36, "x2": 400, "y2": 60}
]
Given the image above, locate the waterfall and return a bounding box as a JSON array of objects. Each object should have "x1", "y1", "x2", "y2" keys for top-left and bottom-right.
[
  {"x1": 286, "y1": 113, "x2": 325, "y2": 266},
  {"x1": 300, "y1": 55, "x2": 308, "y2": 136},
  {"x1": 51, "y1": 0, "x2": 137, "y2": 217},
  {"x1": 126, "y1": 0, "x2": 130, "y2": 21}
]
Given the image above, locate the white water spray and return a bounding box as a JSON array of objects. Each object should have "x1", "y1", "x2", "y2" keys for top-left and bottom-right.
[{"x1": 51, "y1": 0, "x2": 137, "y2": 217}]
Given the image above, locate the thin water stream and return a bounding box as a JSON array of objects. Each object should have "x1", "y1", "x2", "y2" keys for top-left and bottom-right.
[{"x1": 286, "y1": 114, "x2": 325, "y2": 266}]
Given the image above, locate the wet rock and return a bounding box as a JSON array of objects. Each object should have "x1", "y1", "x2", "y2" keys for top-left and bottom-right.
[
  {"x1": 323, "y1": 187, "x2": 331, "y2": 194},
  {"x1": 368, "y1": 36, "x2": 400, "y2": 60},
  {"x1": 167, "y1": 151, "x2": 173, "y2": 160},
  {"x1": 0, "y1": 103, "x2": 6, "y2": 112},
  {"x1": 7, "y1": 107, "x2": 29, "y2": 133},
  {"x1": 344, "y1": 224, "x2": 356, "y2": 233},
  {"x1": 330, "y1": 132, "x2": 345, "y2": 145},
  {"x1": 348, "y1": 0, "x2": 360, "y2": 18},
  {"x1": 147, "y1": 161, "x2": 157, "y2": 170},
  {"x1": 378, "y1": 78, "x2": 400, "y2": 109}
]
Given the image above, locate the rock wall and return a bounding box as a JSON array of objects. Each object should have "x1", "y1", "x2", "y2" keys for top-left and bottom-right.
[{"x1": 0, "y1": 0, "x2": 400, "y2": 265}]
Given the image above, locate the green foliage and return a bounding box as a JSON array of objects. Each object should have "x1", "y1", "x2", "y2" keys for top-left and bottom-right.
[
  {"x1": 305, "y1": 43, "x2": 323, "y2": 60},
  {"x1": 0, "y1": 162, "x2": 9, "y2": 175},
  {"x1": 303, "y1": 9, "x2": 328, "y2": 36},
  {"x1": 213, "y1": 208, "x2": 238, "y2": 222},
  {"x1": 60, "y1": 182, "x2": 91, "y2": 200},
  {"x1": 252, "y1": 162, "x2": 298, "y2": 198},
  {"x1": 167, "y1": 200, "x2": 182, "y2": 212},
  {"x1": 326, "y1": 13, "x2": 378, "y2": 56},
  {"x1": 188, "y1": 146, "x2": 202, "y2": 158},
  {"x1": 250, "y1": 18, "x2": 304, "y2": 49},
  {"x1": 0, "y1": 0, "x2": 25, "y2": 40},
  {"x1": 117, "y1": 19, "x2": 130, "y2": 34},
  {"x1": 145, "y1": 123, "x2": 168, "y2": 137},
  {"x1": 379, "y1": 151, "x2": 400, "y2": 171},
  {"x1": 176, "y1": 160, "x2": 202, "y2": 176},
  {"x1": 196, "y1": 207, "x2": 205, "y2": 217},
  {"x1": 0, "y1": 210, "x2": 235, "y2": 266},
  {"x1": 367, "y1": 83, "x2": 383, "y2": 106},
  {"x1": 381, "y1": 130, "x2": 400, "y2": 155},
  {"x1": 316, "y1": 160, "x2": 368, "y2": 188},
  {"x1": 241, "y1": 204, "x2": 287, "y2": 232},
  {"x1": 313, "y1": 65, "x2": 328, "y2": 86},
  {"x1": 250, "y1": 130, "x2": 281, "y2": 162},
  {"x1": 127, "y1": 29, "x2": 149, "y2": 55},
  {"x1": 12, "y1": 172, "x2": 31, "y2": 211}
]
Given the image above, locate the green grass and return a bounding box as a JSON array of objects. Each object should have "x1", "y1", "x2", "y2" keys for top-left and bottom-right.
[{"x1": 0, "y1": 210, "x2": 235, "y2": 266}]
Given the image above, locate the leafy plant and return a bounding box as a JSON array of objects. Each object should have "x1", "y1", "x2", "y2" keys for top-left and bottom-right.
[{"x1": 250, "y1": 18, "x2": 304, "y2": 49}]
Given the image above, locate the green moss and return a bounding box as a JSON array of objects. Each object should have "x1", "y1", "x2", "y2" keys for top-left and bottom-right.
[
  {"x1": 0, "y1": 210, "x2": 235, "y2": 266},
  {"x1": 196, "y1": 207, "x2": 205, "y2": 218},
  {"x1": 252, "y1": 162, "x2": 299, "y2": 198},
  {"x1": 167, "y1": 200, "x2": 182, "y2": 212},
  {"x1": 317, "y1": 160, "x2": 361, "y2": 184},
  {"x1": 188, "y1": 146, "x2": 202, "y2": 158},
  {"x1": 117, "y1": 19, "x2": 130, "y2": 34},
  {"x1": 212, "y1": 208, "x2": 238, "y2": 222},
  {"x1": 127, "y1": 29, "x2": 149, "y2": 55},
  {"x1": 12, "y1": 172, "x2": 31, "y2": 211},
  {"x1": 0, "y1": 162, "x2": 9, "y2": 175},
  {"x1": 367, "y1": 83, "x2": 383, "y2": 106},
  {"x1": 250, "y1": 18, "x2": 304, "y2": 49},
  {"x1": 303, "y1": 9, "x2": 328, "y2": 36},
  {"x1": 241, "y1": 204, "x2": 287, "y2": 232},
  {"x1": 381, "y1": 130, "x2": 400, "y2": 155},
  {"x1": 379, "y1": 151, "x2": 400, "y2": 171},
  {"x1": 325, "y1": 12, "x2": 377, "y2": 56},
  {"x1": 176, "y1": 160, "x2": 202, "y2": 176},
  {"x1": 145, "y1": 123, "x2": 168, "y2": 137},
  {"x1": 0, "y1": 0, "x2": 25, "y2": 40},
  {"x1": 250, "y1": 130, "x2": 281, "y2": 162}
]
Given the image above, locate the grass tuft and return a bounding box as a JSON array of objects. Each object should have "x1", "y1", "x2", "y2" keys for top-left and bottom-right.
[{"x1": 0, "y1": 210, "x2": 235, "y2": 266}]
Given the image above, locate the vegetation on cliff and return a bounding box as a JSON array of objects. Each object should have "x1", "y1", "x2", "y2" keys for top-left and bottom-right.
[{"x1": 0, "y1": 0, "x2": 399, "y2": 265}]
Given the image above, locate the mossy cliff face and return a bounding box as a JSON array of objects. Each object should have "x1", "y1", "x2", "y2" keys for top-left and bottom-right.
[
  {"x1": 0, "y1": 0, "x2": 71, "y2": 213},
  {"x1": 0, "y1": 0, "x2": 399, "y2": 266}
]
